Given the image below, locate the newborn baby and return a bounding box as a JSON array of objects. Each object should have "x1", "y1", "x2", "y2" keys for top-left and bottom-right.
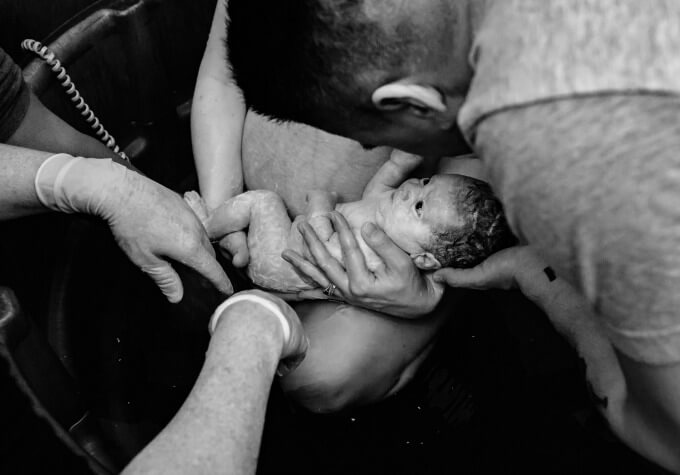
[{"x1": 185, "y1": 160, "x2": 513, "y2": 294}]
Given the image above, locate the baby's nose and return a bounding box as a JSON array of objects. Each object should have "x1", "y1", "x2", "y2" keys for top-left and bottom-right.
[{"x1": 400, "y1": 189, "x2": 411, "y2": 201}]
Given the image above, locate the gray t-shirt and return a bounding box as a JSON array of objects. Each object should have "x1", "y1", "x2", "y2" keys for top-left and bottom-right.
[
  {"x1": 460, "y1": 0, "x2": 680, "y2": 364},
  {"x1": 0, "y1": 47, "x2": 29, "y2": 142}
]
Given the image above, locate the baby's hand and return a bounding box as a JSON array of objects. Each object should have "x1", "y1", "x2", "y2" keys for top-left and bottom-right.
[{"x1": 362, "y1": 149, "x2": 424, "y2": 197}]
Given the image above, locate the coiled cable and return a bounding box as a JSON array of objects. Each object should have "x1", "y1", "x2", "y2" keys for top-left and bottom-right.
[{"x1": 21, "y1": 39, "x2": 129, "y2": 162}]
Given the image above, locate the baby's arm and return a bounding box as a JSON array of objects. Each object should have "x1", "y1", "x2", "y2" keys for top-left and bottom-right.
[
  {"x1": 304, "y1": 190, "x2": 338, "y2": 243},
  {"x1": 437, "y1": 154, "x2": 487, "y2": 180},
  {"x1": 362, "y1": 150, "x2": 423, "y2": 198},
  {"x1": 191, "y1": 0, "x2": 246, "y2": 210}
]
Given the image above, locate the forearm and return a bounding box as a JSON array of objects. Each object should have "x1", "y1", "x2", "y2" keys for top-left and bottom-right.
[
  {"x1": 0, "y1": 143, "x2": 55, "y2": 219},
  {"x1": 518, "y1": 269, "x2": 626, "y2": 411},
  {"x1": 191, "y1": 0, "x2": 246, "y2": 208},
  {"x1": 123, "y1": 307, "x2": 282, "y2": 475},
  {"x1": 476, "y1": 95, "x2": 680, "y2": 471},
  {"x1": 0, "y1": 144, "x2": 133, "y2": 220},
  {"x1": 7, "y1": 92, "x2": 121, "y2": 161}
]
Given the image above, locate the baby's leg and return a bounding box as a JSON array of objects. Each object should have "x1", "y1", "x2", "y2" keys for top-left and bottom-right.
[
  {"x1": 280, "y1": 299, "x2": 451, "y2": 413},
  {"x1": 241, "y1": 191, "x2": 313, "y2": 291},
  {"x1": 187, "y1": 190, "x2": 309, "y2": 291}
]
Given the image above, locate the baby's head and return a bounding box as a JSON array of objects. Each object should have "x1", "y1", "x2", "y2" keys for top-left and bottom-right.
[{"x1": 377, "y1": 174, "x2": 515, "y2": 270}]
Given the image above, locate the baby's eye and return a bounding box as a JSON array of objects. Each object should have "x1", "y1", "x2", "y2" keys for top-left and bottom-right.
[
  {"x1": 421, "y1": 178, "x2": 430, "y2": 186},
  {"x1": 415, "y1": 200, "x2": 424, "y2": 217}
]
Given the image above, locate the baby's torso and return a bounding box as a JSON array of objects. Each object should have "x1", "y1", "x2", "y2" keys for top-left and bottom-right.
[{"x1": 287, "y1": 208, "x2": 383, "y2": 274}]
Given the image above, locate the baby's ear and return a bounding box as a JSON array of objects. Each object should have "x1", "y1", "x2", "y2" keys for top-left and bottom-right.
[{"x1": 411, "y1": 252, "x2": 442, "y2": 271}]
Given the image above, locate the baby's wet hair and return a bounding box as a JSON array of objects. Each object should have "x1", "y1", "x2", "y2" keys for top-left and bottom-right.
[{"x1": 426, "y1": 176, "x2": 516, "y2": 269}]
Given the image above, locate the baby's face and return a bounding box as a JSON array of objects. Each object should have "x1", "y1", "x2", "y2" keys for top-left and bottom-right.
[{"x1": 375, "y1": 174, "x2": 465, "y2": 255}]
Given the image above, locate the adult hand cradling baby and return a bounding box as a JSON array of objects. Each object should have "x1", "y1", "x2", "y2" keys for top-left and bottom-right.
[
  {"x1": 35, "y1": 154, "x2": 233, "y2": 303},
  {"x1": 284, "y1": 212, "x2": 445, "y2": 318}
]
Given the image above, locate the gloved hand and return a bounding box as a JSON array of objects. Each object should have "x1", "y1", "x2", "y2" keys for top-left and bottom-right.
[
  {"x1": 35, "y1": 154, "x2": 233, "y2": 303},
  {"x1": 209, "y1": 289, "x2": 309, "y2": 375}
]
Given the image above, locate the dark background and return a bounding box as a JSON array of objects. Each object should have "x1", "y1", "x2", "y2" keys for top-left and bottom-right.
[{"x1": 0, "y1": 1, "x2": 671, "y2": 474}]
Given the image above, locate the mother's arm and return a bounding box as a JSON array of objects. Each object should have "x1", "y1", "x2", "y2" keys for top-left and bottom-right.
[{"x1": 191, "y1": 0, "x2": 245, "y2": 209}]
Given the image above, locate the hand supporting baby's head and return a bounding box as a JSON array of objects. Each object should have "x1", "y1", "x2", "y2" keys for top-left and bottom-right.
[{"x1": 419, "y1": 175, "x2": 515, "y2": 269}]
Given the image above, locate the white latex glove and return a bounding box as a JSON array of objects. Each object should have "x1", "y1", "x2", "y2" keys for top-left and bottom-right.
[
  {"x1": 209, "y1": 289, "x2": 309, "y2": 376},
  {"x1": 35, "y1": 154, "x2": 233, "y2": 303}
]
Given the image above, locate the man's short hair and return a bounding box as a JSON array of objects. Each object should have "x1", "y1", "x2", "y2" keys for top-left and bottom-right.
[
  {"x1": 226, "y1": 0, "x2": 420, "y2": 124},
  {"x1": 425, "y1": 177, "x2": 516, "y2": 269}
]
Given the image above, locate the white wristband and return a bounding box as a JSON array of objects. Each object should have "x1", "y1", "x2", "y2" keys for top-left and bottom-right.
[
  {"x1": 34, "y1": 153, "x2": 84, "y2": 213},
  {"x1": 209, "y1": 294, "x2": 291, "y2": 345}
]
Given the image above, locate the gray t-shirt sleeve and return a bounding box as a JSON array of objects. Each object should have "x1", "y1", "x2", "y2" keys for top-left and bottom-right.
[{"x1": 0, "y1": 47, "x2": 30, "y2": 142}]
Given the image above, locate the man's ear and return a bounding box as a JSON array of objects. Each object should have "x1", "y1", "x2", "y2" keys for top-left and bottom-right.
[
  {"x1": 411, "y1": 252, "x2": 442, "y2": 271},
  {"x1": 372, "y1": 82, "x2": 455, "y2": 128}
]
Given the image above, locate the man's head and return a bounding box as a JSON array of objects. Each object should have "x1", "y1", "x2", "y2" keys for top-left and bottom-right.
[
  {"x1": 375, "y1": 174, "x2": 515, "y2": 270},
  {"x1": 227, "y1": 0, "x2": 474, "y2": 156}
]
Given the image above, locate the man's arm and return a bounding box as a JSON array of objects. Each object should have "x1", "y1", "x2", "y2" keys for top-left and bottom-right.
[
  {"x1": 473, "y1": 94, "x2": 680, "y2": 472},
  {"x1": 435, "y1": 246, "x2": 626, "y2": 416}
]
